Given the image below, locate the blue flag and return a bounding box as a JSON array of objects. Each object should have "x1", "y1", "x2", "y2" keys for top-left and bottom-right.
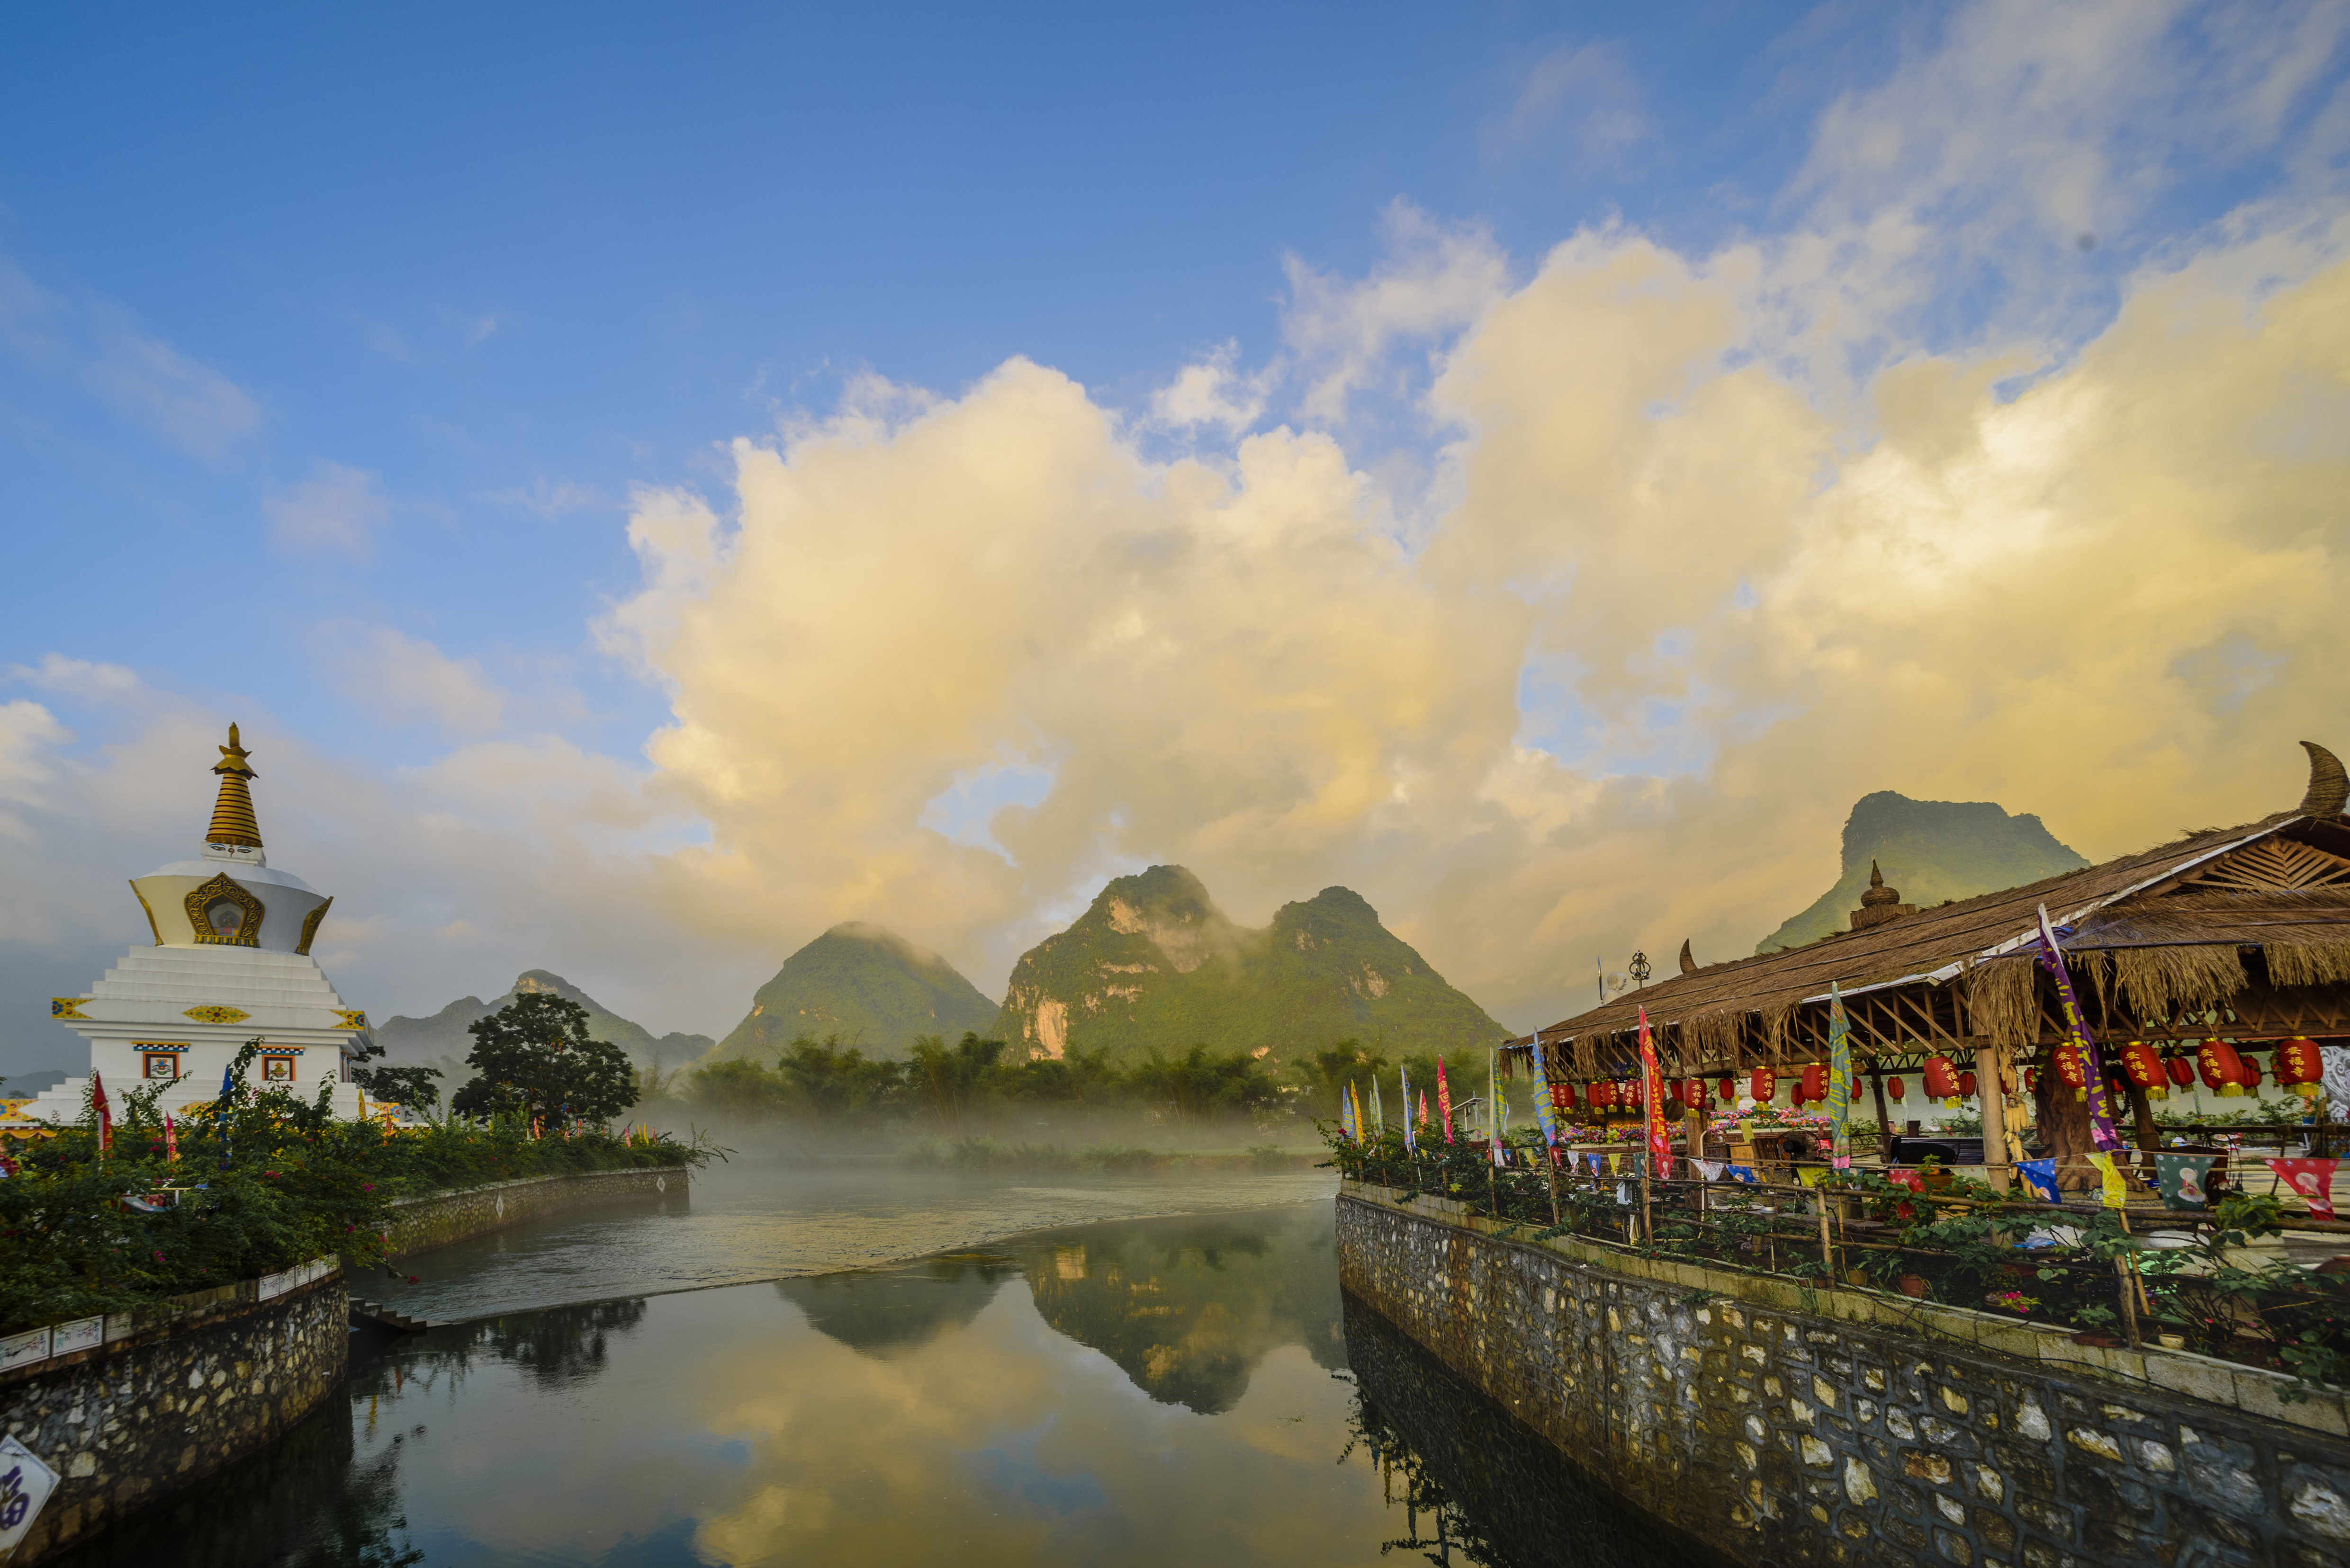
[
  {"x1": 1530, "y1": 1040, "x2": 1558, "y2": 1147},
  {"x1": 1400, "y1": 1067, "x2": 1414, "y2": 1152},
  {"x1": 2016, "y1": 1158, "x2": 2061, "y2": 1203},
  {"x1": 217, "y1": 1058, "x2": 235, "y2": 1169}
]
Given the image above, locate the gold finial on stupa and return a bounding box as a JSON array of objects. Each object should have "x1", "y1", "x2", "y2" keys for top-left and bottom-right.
[{"x1": 205, "y1": 723, "x2": 263, "y2": 848}]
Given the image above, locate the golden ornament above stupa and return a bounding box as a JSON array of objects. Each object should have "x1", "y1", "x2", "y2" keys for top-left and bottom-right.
[{"x1": 206, "y1": 722, "x2": 263, "y2": 849}]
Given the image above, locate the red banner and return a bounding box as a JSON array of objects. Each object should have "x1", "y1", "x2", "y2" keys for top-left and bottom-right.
[
  {"x1": 1639, "y1": 1008, "x2": 1670, "y2": 1168},
  {"x1": 2270, "y1": 1158, "x2": 2339, "y2": 1220}
]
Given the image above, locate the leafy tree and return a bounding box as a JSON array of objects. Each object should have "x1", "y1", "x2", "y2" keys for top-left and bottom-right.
[
  {"x1": 907, "y1": 1031, "x2": 1009, "y2": 1129},
  {"x1": 1294, "y1": 1039, "x2": 1391, "y2": 1116},
  {"x1": 451, "y1": 993, "x2": 636, "y2": 1124},
  {"x1": 355, "y1": 1062, "x2": 444, "y2": 1115},
  {"x1": 774, "y1": 1036, "x2": 905, "y2": 1119},
  {"x1": 1130, "y1": 1044, "x2": 1284, "y2": 1125}
]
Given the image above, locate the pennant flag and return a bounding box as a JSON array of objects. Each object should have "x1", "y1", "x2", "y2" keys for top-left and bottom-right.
[
  {"x1": 1488, "y1": 1051, "x2": 1504, "y2": 1165},
  {"x1": 1530, "y1": 1040, "x2": 1558, "y2": 1147},
  {"x1": 1638, "y1": 1008, "x2": 1670, "y2": 1167},
  {"x1": 1695, "y1": 1158, "x2": 1723, "y2": 1182},
  {"x1": 90, "y1": 1071, "x2": 111, "y2": 1154},
  {"x1": 2269, "y1": 1158, "x2": 2339, "y2": 1219},
  {"x1": 1341, "y1": 1084, "x2": 1357, "y2": 1141},
  {"x1": 1884, "y1": 1168, "x2": 1926, "y2": 1194},
  {"x1": 217, "y1": 1057, "x2": 235, "y2": 1170},
  {"x1": 1615, "y1": 1180, "x2": 1633, "y2": 1206},
  {"x1": 1797, "y1": 1165, "x2": 1827, "y2": 1188},
  {"x1": 1725, "y1": 1164, "x2": 1758, "y2": 1184},
  {"x1": 1372, "y1": 1076, "x2": 1386, "y2": 1134},
  {"x1": 2154, "y1": 1153, "x2": 2215, "y2": 1209},
  {"x1": 1587, "y1": 1153, "x2": 1604, "y2": 1177},
  {"x1": 1437, "y1": 1058, "x2": 1454, "y2": 1144},
  {"x1": 1827, "y1": 983, "x2": 1854, "y2": 1170},
  {"x1": 163, "y1": 1112, "x2": 179, "y2": 1164},
  {"x1": 2036, "y1": 905, "x2": 2123, "y2": 1156},
  {"x1": 1400, "y1": 1067, "x2": 1414, "y2": 1153},
  {"x1": 1419, "y1": 1091, "x2": 1431, "y2": 1131},
  {"x1": 2086, "y1": 1151, "x2": 2129, "y2": 1210},
  {"x1": 2016, "y1": 1158, "x2": 2062, "y2": 1203},
  {"x1": 1607, "y1": 1152, "x2": 1624, "y2": 1175}
]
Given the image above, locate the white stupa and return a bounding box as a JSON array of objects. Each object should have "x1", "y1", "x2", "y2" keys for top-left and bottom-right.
[{"x1": 27, "y1": 724, "x2": 370, "y2": 1123}]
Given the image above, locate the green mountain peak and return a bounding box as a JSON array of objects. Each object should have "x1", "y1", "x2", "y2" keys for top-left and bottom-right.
[
  {"x1": 996, "y1": 865, "x2": 1505, "y2": 1064},
  {"x1": 715, "y1": 921, "x2": 999, "y2": 1060},
  {"x1": 1756, "y1": 790, "x2": 2090, "y2": 953}
]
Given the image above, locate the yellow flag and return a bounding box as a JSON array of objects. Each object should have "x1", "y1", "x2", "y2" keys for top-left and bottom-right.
[
  {"x1": 1607, "y1": 1152, "x2": 1623, "y2": 1175},
  {"x1": 2088, "y1": 1152, "x2": 2128, "y2": 1209},
  {"x1": 1797, "y1": 1165, "x2": 1827, "y2": 1187}
]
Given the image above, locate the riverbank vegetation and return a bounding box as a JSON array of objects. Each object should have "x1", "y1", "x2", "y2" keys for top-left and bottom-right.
[
  {"x1": 667, "y1": 1031, "x2": 1498, "y2": 1139},
  {"x1": 0, "y1": 1042, "x2": 708, "y2": 1335}
]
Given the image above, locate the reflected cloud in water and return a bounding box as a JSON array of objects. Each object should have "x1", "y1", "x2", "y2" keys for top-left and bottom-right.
[{"x1": 52, "y1": 1205, "x2": 1673, "y2": 1568}]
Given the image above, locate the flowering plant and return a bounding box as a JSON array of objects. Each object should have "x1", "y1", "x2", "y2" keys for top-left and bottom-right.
[{"x1": 1986, "y1": 1290, "x2": 2040, "y2": 1316}]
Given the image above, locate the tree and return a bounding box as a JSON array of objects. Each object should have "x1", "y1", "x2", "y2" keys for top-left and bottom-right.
[
  {"x1": 451, "y1": 993, "x2": 636, "y2": 1124},
  {"x1": 355, "y1": 1062, "x2": 444, "y2": 1115},
  {"x1": 906, "y1": 1032, "x2": 1008, "y2": 1129}
]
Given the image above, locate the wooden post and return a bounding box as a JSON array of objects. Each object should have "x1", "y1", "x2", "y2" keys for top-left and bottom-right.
[
  {"x1": 1544, "y1": 1142, "x2": 1561, "y2": 1228},
  {"x1": 1869, "y1": 1070, "x2": 1894, "y2": 1163},
  {"x1": 1975, "y1": 1043, "x2": 2012, "y2": 1193}
]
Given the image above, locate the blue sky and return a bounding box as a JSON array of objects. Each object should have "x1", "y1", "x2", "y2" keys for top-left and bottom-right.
[{"x1": 5, "y1": 2, "x2": 2347, "y2": 1066}]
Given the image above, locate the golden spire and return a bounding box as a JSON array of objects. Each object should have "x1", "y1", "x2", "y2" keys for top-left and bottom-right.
[{"x1": 205, "y1": 723, "x2": 263, "y2": 848}]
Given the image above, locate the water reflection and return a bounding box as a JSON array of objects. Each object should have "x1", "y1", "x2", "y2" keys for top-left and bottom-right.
[{"x1": 54, "y1": 1205, "x2": 1687, "y2": 1567}]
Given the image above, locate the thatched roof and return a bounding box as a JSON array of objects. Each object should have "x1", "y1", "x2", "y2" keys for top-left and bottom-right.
[{"x1": 1511, "y1": 743, "x2": 2350, "y2": 1076}]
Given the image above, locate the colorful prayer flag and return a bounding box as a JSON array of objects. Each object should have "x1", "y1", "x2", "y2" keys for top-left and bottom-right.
[
  {"x1": 1638, "y1": 1008, "x2": 1669, "y2": 1167},
  {"x1": 2016, "y1": 1158, "x2": 2061, "y2": 1203},
  {"x1": 1695, "y1": 1158, "x2": 1723, "y2": 1182},
  {"x1": 90, "y1": 1072, "x2": 110, "y2": 1154},
  {"x1": 1400, "y1": 1067, "x2": 1414, "y2": 1152},
  {"x1": 162, "y1": 1112, "x2": 178, "y2": 1164},
  {"x1": 2036, "y1": 905, "x2": 2123, "y2": 1156},
  {"x1": 1725, "y1": 1164, "x2": 1758, "y2": 1184},
  {"x1": 2087, "y1": 1151, "x2": 2129, "y2": 1209},
  {"x1": 2154, "y1": 1153, "x2": 2215, "y2": 1209},
  {"x1": 1530, "y1": 1040, "x2": 1558, "y2": 1147},
  {"x1": 2269, "y1": 1158, "x2": 2339, "y2": 1219},
  {"x1": 1437, "y1": 1058, "x2": 1454, "y2": 1144},
  {"x1": 1371, "y1": 1076, "x2": 1385, "y2": 1134},
  {"x1": 1827, "y1": 983, "x2": 1854, "y2": 1170}
]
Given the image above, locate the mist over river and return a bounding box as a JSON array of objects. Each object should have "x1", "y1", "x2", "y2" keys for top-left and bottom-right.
[{"x1": 54, "y1": 1169, "x2": 1702, "y2": 1568}]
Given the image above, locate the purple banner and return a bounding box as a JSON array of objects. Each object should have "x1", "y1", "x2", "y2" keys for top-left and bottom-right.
[{"x1": 2035, "y1": 904, "x2": 2122, "y2": 1156}]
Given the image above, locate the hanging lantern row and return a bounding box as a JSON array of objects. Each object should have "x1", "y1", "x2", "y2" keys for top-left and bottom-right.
[{"x1": 1537, "y1": 1037, "x2": 2332, "y2": 1111}]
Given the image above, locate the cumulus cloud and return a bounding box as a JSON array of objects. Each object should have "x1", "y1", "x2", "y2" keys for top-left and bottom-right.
[
  {"x1": 265, "y1": 460, "x2": 388, "y2": 559},
  {"x1": 1280, "y1": 201, "x2": 1511, "y2": 425}
]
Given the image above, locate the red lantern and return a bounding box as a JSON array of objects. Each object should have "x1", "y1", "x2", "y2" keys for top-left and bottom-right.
[
  {"x1": 2277, "y1": 1038, "x2": 2323, "y2": 1085},
  {"x1": 1886, "y1": 1075, "x2": 1905, "y2": 1102},
  {"x1": 1800, "y1": 1062, "x2": 1827, "y2": 1102},
  {"x1": 2198, "y1": 1040, "x2": 2247, "y2": 1095},
  {"x1": 1749, "y1": 1066, "x2": 1776, "y2": 1102},
  {"x1": 1959, "y1": 1071, "x2": 1978, "y2": 1097},
  {"x1": 2120, "y1": 1043, "x2": 2164, "y2": 1090},
  {"x1": 2244, "y1": 1057, "x2": 2264, "y2": 1089},
  {"x1": 1717, "y1": 1075, "x2": 1736, "y2": 1102},
  {"x1": 1589, "y1": 1080, "x2": 1618, "y2": 1111},
  {"x1": 1684, "y1": 1077, "x2": 1710, "y2": 1111},
  {"x1": 1790, "y1": 1080, "x2": 1809, "y2": 1109},
  {"x1": 1922, "y1": 1055, "x2": 1962, "y2": 1099},
  {"x1": 2053, "y1": 1049, "x2": 2088, "y2": 1097},
  {"x1": 2025, "y1": 1067, "x2": 2039, "y2": 1093},
  {"x1": 2166, "y1": 1056, "x2": 2194, "y2": 1088},
  {"x1": 1552, "y1": 1082, "x2": 1578, "y2": 1113}
]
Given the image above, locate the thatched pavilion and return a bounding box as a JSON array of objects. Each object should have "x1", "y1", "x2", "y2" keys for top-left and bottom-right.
[{"x1": 1508, "y1": 742, "x2": 2350, "y2": 1191}]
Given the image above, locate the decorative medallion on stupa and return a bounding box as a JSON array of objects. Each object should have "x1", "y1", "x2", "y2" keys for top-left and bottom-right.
[{"x1": 26, "y1": 725, "x2": 372, "y2": 1122}]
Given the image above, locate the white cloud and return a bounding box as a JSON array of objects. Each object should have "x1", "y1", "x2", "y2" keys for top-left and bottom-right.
[
  {"x1": 319, "y1": 624, "x2": 507, "y2": 736},
  {"x1": 1280, "y1": 201, "x2": 1512, "y2": 424},
  {"x1": 1147, "y1": 342, "x2": 1272, "y2": 438},
  {"x1": 1483, "y1": 41, "x2": 1652, "y2": 172},
  {"x1": 265, "y1": 460, "x2": 388, "y2": 559},
  {"x1": 485, "y1": 477, "x2": 609, "y2": 520},
  {"x1": 0, "y1": 253, "x2": 262, "y2": 459}
]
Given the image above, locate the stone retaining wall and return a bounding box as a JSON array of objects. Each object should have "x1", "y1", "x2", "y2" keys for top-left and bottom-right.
[
  {"x1": 385, "y1": 1164, "x2": 685, "y2": 1256},
  {"x1": 1337, "y1": 1183, "x2": 2350, "y2": 1568},
  {"x1": 0, "y1": 1268, "x2": 347, "y2": 1563}
]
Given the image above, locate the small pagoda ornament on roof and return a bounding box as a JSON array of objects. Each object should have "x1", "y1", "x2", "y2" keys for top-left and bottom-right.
[
  {"x1": 1848, "y1": 860, "x2": 1918, "y2": 932},
  {"x1": 204, "y1": 723, "x2": 264, "y2": 863}
]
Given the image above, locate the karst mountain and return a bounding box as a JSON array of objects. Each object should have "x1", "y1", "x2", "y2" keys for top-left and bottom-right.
[
  {"x1": 993, "y1": 864, "x2": 1505, "y2": 1063},
  {"x1": 1756, "y1": 790, "x2": 2089, "y2": 953}
]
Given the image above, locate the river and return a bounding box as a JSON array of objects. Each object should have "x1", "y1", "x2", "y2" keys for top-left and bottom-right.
[{"x1": 53, "y1": 1162, "x2": 1710, "y2": 1567}]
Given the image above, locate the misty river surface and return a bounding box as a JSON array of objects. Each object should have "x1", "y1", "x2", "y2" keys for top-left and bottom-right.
[{"x1": 58, "y1": 1173, "x2": 1716, "y2": 1568}]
